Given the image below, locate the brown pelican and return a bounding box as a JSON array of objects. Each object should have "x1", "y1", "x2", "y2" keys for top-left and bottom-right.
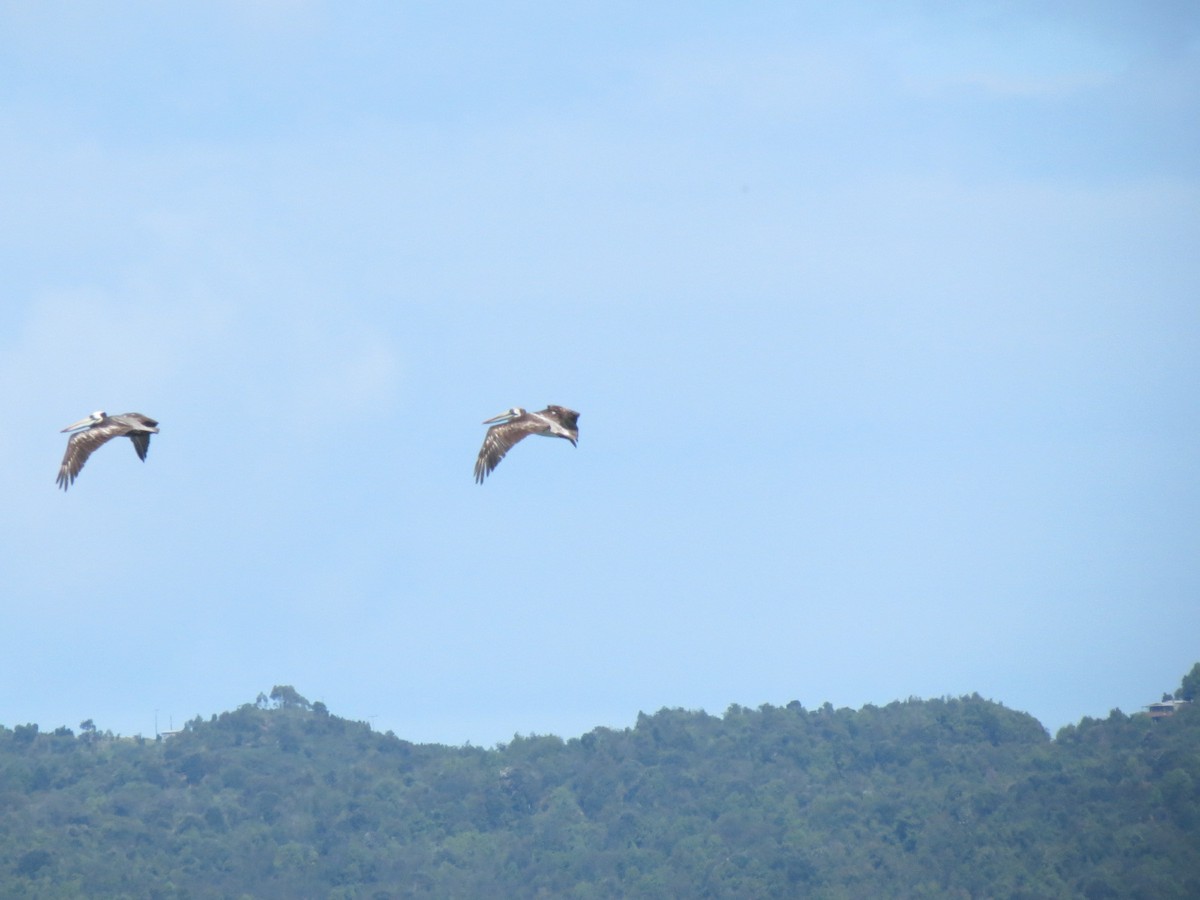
[
  {"x1": 57, "y1": 411, "x2": 159, "y2": 490},
  {"x1": 474, "y1": 405, "x2": 580, "y2": 483}
]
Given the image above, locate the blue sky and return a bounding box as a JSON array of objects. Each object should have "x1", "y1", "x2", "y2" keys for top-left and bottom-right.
[{"x1": 1, "y1": 2, "x2": 1197, "y2": 745}]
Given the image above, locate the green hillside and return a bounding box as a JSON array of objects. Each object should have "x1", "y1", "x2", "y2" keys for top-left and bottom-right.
[{"x1": 2, "y1": 671, "x2": 1198, "y2": 898}]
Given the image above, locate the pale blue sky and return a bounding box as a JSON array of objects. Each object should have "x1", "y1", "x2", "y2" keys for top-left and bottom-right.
[{"x1": 1, "y1": 2, "x2": 1197, "y2": 744}]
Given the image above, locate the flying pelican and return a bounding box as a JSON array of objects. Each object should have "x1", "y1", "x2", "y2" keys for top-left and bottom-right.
[
  {"x1": 57, "y1": 411, "x2": 159, "y2": 490},
  {"x1": 474, "y1": 405, "x2": 580, "y2": 483}
]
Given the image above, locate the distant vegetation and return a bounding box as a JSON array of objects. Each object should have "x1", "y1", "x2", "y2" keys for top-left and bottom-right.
[{"x1": 2, "y1": 670, "x2": 1198, "y2": 898}]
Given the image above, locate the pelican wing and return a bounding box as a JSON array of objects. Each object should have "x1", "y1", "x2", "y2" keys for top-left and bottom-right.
[
  {"x1": 57, "y1": 423, "x2": 126, "y2": 490},
  {"x1": 474, "y1": 419, "x2": 536, "y2": 483},
  {"x1": 128, "y1": 430, "x2": 152, "y2": 461}
]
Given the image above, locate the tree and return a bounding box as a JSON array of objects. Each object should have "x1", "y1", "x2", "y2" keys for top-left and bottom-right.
[
  {"x1": 1175, "y1": 662, "x2": 1200, "y2": 702},
  {"x1": 12, "y1": 723, "x2": 38, "y2": 745},
  {"x1": 269, "y1": 685, "x2": 311, "y2": 710}
]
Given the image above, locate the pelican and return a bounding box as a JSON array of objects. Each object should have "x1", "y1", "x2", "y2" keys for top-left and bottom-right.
[
  {"x1": 57, "y1": 411, "x2": 159, "y2": 490},
  {"x1": 474, "y1": 405, "x2": 580, "y2": 483}
]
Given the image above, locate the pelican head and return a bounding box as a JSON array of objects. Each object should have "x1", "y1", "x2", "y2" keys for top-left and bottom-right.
[
  {"x1": 481, "y1": 407, "x2": 524, "y2": 425},
  {"x1": 61, "y1": 411, "x2": 106, "y2": 433}
]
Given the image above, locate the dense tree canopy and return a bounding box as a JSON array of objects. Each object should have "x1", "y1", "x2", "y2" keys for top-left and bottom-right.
[
  {"x1": 1176, "y1": 662, "x2": 1200, "y2": 702},
  {"x1": 1, "y1": 675, "x2": 1197, "y2": 898}
]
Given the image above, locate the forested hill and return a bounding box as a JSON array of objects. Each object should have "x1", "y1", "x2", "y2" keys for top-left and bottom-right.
[{"x1": 2, "y1": 672, "x2": 1198, "y2": 899}]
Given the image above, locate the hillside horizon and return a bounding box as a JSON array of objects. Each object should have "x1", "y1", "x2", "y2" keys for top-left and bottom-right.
[
  {"x1": 10, "y1": 663, "x2": 1197, "y2": 747},
  {"x1": 3, "y1": 663, "x2": 1197, "y2": 896}
]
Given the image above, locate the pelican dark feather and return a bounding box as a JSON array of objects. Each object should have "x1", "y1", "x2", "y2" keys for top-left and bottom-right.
[
  {"x1": 56, "y1": 411, "x2": 159, "y2": 490},
  {"x1": 474, "y1": 405, "x2": 580, "y2": 483}
]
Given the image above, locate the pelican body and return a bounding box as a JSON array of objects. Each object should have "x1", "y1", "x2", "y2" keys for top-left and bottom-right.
[
  {"x1": 57, "y1": 411, "x2": 159, "y2": 490},
  {"x1": 474, "y1": 405, "x2": 580, "y2": 483}
]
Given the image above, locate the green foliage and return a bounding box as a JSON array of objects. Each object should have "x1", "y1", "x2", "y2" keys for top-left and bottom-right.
[
  {"x1": 0, "y1": 676, "x2": 1198, "y2": 897},
  {"x1": 1176, "y1": 662, "x2": 1200, "y2": 702}
]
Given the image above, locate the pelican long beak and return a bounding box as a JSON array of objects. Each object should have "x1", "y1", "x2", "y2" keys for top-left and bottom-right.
[
  {"x1": 481, "y1": 411, "x2": 515, "y2": 425},
  {"x1": 61, "y1": 416, "x2": 95, "y2": 433}
]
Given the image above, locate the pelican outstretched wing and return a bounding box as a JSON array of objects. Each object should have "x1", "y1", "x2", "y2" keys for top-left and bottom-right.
[
  {"x1": 474, "y1": 419, "x2": 536, "y2": 483},
  {"x1": 58, "y1": 423, "x2": 125, "y2": 490}
]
